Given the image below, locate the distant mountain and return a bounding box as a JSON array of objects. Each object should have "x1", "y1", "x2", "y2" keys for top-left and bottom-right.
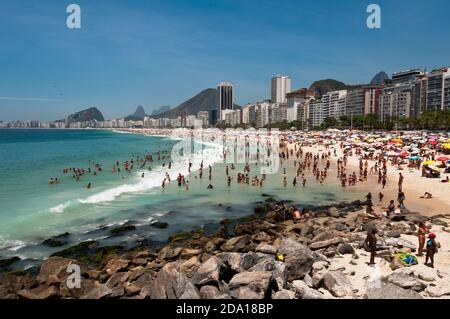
[
  {"x1": 309, "y1": 79, "x2": 363, "y2": 97},
  {"x1": 370, "y1": 71, "x2": 390, "y2": 85},
  {"x1": 154, "y1": 88, "x2": 240, "y2": 119},
  {"x1": 125, "y1": 105, "x2": 147, "y2": 121},
  {"x1": 151, "y1": 105, "x2": 171, "y2": 116},
  {"x1": 64, "y1": 107, "x2": 104, "y2": 123}
]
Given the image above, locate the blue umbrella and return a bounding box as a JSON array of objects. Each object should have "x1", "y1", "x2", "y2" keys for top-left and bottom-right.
[{"x1": 409, "y1": 156, "x2": 419, "y2": 160}]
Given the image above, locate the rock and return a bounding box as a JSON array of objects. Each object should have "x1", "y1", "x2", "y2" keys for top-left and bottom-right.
[
  {"x1": 110, "y1": 225, "x2": 136, "y2": 235},
  {"x1": 322, "y1": 271, "x2": 354, "y2": 298},
  {"x1": 158, "y1": 246, "x2": 183, "y2": 260},
  {"x1": 110, "y1": 286, "x2": 125, "y2": 298},
  {"x1": 385, "y1": 268, "x2": 427, "y2": 292},
  {"x1": 365, "y1": 282, "x2": 423, "y2": 299},
  {"x1": 228, "y1": 271, "x2": 273, "y2": 299},
  {"x1": 292, "y1": 280, "x2": 326, "y2": 299},
  {"x1": 309, "y1": 237, "x2": 343, "y2": 250},
  {"x1": 312, "y1": 261, "x2": 329, "y2": 272},
  {"x1": 192, "y1": 257, "x2": 223, "y2": 286},
  {"x1": 220, "y1": 235, "x2": 251, "y2": 252},
  {"x1": 389, "y1": 257, "x2": 404, "y2": 270},
  {"x1": 303, "y1": 274, "x2": 313, "y2": 287},
  {"x1": 311, "y1": 231, "x2": 337, "y2": 243},
  {"x1": 414, "y1": 265, "x2": 437, "y2": 282},
  {"x1": 273, "y1": 289, "x2": 296, "y2": 299},
  {"x1": 41, "y1": 238, "x2": 66, "y2": 247},
  {"x1": 387, "y1": 230, "x2": 402, "y2": 238},
  {"x1": 36, "y1": 256, "x2": 75, "y2": 285},
  {"x1": 80, "y1": 284, "x2": 113, "y2": 299},
  {"x1": 106, "y1": 272, "x2": 127, "y2": 288},
  {"x1": 338, "y1": 243, "x2": 355, "y2": 255},
  {"x1": 255, "y1": 243, "x2": 277, "y2": 255},
  {"x1": 146, "y1": 262, "x2": 200, "y2": 299},
  {"x1": 385, "y1": 238, "x2": 416, "y2": 251},
  {"x1": 51, "y1": 240, "x2": 97, "y2": 258},
  {"x1": 328, "y1": 207, "x2": 340, "y2": 218},
  {"x1": 0, "y1": 257, "x2": 21, "y2": 271},
  {"x1": 283, "y1": 245, "x2": 315, "y2": 282},
  {"x1": 124, "y1": 282, "x2": 143, "y2": 296},
  {"x1": 219, "y1": 252, "x2": 257, "y2": 273},
  {"x1": 180, "y1": 248, "x2": 203, "y2": 259},
  {"x1": 249, "y1": 258, "x2": 287, "y2": 290},
  {"x1": 18, "y1": 286, "x2": 59, "y2": 299},
  {"x1": 431, "y1": 219, "x2": 448, "y2": 227},
  {"x1": 106, "y1": 258, "x2": 130, "y2": 275},
  {"x1": 199, "y1": 285, "x2": 231, "y2": 299},
  {"x1": 179, "y1": 256, "x2": 201, "y2": 278},
  {"x1": 425, "y1": 283, "x2": 450, "y2": 297},
  {"x1": 150, "y1": 222, "x2": 168, "y2": 229},
  {"x1": 251, "y1": 231, "x2": 272, "y2": 243}
]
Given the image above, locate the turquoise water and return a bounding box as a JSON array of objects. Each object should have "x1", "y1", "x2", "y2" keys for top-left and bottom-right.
[{"x1": 0, "y1": 129, "x2": 366, "y2": 266}]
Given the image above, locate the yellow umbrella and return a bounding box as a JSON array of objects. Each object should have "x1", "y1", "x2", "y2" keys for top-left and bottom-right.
[
  {"x1": 391, "y1": 138, "x2": 402, "y2": 143},
  {"x1": 443, "y1": 143, "x2": 450, "y2": 149},
  {"x1": 424, "y1": 160, "x2": 435, "y2": 165}
]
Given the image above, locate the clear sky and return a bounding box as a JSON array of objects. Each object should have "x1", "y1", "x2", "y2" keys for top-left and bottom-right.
[{"x1": 1, "y1": 0, "x2": 449, "y2": 121}]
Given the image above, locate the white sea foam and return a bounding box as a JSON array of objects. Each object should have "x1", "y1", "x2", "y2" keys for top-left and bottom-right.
[{"x1": 50, "y1": 201, "x2": 71, "y2": 213}]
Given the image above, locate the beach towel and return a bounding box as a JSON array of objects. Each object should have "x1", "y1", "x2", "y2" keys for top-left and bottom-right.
[{"x1": 392, "y1": 252, "x2": 418, "y2": 267}]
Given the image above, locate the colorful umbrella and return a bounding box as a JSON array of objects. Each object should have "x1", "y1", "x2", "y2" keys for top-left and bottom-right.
[
  {"x1": 424, "y1": 160, "x2": 435, "y2": 165},
  {"x1": 437, "y1": 156, "x2": 449, "y2": 161}
]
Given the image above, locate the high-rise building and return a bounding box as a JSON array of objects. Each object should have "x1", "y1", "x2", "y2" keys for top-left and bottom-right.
[
  {"x1": 345, "y1": 89, "x2": 365, "y2": 116},
  {"x1": 268, "y1": 103, "x2": 287, "y2": 124},
  {"x1": 242, "y1": 104, "x2": 256, "y2": 126},
  {"x1": 378, "y1": 84, "x2": 412, "y2": 121},
  {"x1": 286, "y1": 88, "x2": 315, "y2": 123},
  {"x1": 392, "y1": 69, "x2": 425, "y2": 84},
  {"x1": 426, "y1": 67, "x2": 450, "y2": 112},
  {"x1": 411, "y1": 76, "x2": 428, "y2": 117},
  {"x1": 322, "y1": 90, "x2": 347, "y2": 120},
  {"x1": 271, "y1": 75, "x2": 291, "y2": 103},
  {"x1": 308, "y1": 99, "x2": 324, "y2": 127},
  {"x1": 363, "y1": 86, "x2": 383, "y2": 115},
  {"x1": 217, "y1": 82, "x2": 234, "y2": 120},
  {"x1": 345, "y1": 86, "x2": 383, "y2": 117}
]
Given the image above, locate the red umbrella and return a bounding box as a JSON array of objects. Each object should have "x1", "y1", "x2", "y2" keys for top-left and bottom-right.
[
  {"x1": 437, "y1": 156, "x2": 449, "y2": 161},
  {"x1": 429, "y1": 140, "x2": 438, "y2": 145}
]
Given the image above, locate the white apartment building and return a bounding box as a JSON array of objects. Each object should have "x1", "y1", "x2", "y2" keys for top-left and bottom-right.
[
  {"x1": 308, "y1": 99, "x2": 324, "y2": 127},
  {"x1": 426, "y1": 67, "x2": 450, "y2": 111},
  {"x1": 271, "y1": 75, "x2": 291, "y2": 103},
  {"x1": 322, "y1": 90, "x2": 347, "y2": 120}
]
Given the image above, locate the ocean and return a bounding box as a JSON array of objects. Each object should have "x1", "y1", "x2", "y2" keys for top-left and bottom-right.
[{"x1": 0, "y1": 129, "x2": 366, "y2": 269}]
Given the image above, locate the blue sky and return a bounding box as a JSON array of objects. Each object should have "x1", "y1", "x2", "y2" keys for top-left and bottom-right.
[{"x1": 1, "y1": 0, "x2": 449, "y2": 121}]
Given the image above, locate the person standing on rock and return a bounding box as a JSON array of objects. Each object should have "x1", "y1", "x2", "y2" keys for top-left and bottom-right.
[
  {"x1": 417, "y1": 222, "x2": 428, "y2": 256},
  {"x1": 425, "y1": 233, "x2": 438, "y2": 268},
  {"x1": 363, "y1": 228, "x2": 377, "y2": 265}
]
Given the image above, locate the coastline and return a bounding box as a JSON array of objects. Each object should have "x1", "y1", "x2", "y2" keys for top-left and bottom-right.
[{"x1": 1, "y1": 128, "x2": 449, "y2": 299}]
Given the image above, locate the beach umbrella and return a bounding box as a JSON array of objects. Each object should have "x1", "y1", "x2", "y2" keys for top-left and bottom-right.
[
  {"x1": 423, "y1": 160, "x2": 435, "y2": 165},
  {"x1": 437, "y1": 156, "x2": 449, "y2": 161},
  {"x1": 386, "y1": 151, "x2": 398, "y2": 157},
  {"x1": 429, "y1": 140, "x2": 438, "y2": 145},
  {"x1": 442, "y1": 144, "x2": 450, "y2": 149},
  {"x1": 428, "y1": 165, "x2": 441, "y2": 172},
  {"x1": 409, "y1": 156, "x2": 419, "y2": 161}
]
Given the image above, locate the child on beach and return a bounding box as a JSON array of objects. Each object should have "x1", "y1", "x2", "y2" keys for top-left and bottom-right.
[{"x1": 425, "y1": 233, "x2": 438, "y2": 268}]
